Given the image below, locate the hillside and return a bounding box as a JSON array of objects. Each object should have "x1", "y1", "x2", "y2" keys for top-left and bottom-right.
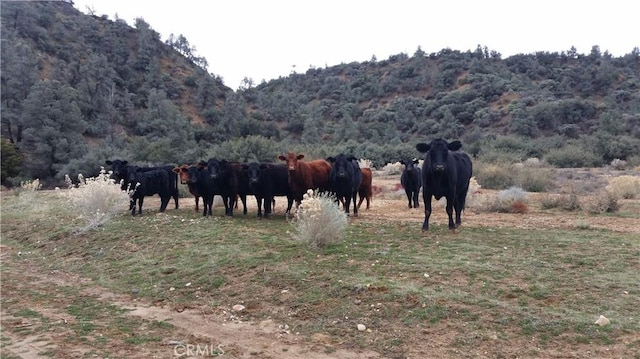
[{"x1": 1, "y1": 1, "x2": 639, "y2": 186}]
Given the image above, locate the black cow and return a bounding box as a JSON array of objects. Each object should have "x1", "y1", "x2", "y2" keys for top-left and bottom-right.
[
  {"x1": 416, "y1": 139, "x2": 473, "y2": 231},
  {"x1": 129, "y1": 168, "x2": 172, "y2": 215},
  {"x1": 400, "y1": 158, "x2": 422, "y2": 208},
  {"x1": 327, "y1": 154, "x2": 362, "y2": 216},
  {"x1": 104, "y1": 159, "x2": 130, "y2": 190},
  {"x1": 126, "y1": 165, "x2": 179, "y2": 209},
  {"x1": 206, "y1": 158, "x2": 251, "y2": 216},
  {"x1": 106, "y1": 160, "x2": 180, "y2": 210},
  {"x1": 242, "y1": 162, "x2": 294, "y2": 218},
  {"x1": 185, "y1": 162, "x2": 217, "y2": 217}
]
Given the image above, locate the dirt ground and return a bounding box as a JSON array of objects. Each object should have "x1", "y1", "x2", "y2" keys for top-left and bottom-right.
[{"x1": 1, "y1": 170, "x2": 638, "y2": 358}]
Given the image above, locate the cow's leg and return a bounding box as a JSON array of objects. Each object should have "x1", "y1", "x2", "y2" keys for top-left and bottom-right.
[
  {"x1": 173, "y1": 190, "x2": 179, "y2": 209},
  {"x1": 130, "y1": 198, "x2": 137, "y2": 216},
  {"x1": 240, "y1": 195, "x2": 248, "y2": 215},
  {"x1": 194, "y1": 196, "x2": 200, "y2": 211},
  {"x1": 160, "y1": 196, "x2": 169, "y2": 212},
  {"x1": 421, "y1": 193, "x2": 432, "y2": 231},
  {"x1": 405, "y1": 190, "x2": 412, "y2": 208},
  {"x1": 265, "y1": 195, "x2": 275, "y2": 219},
  {"x1": 454, "y1": 193, "x2": 464, "y2": 226},
  {"x1": 255, "y1": 196, "x2": 263, "y2": 218},
  {"x1": 445, "y1": 197, "x2": 455, "y2": 230},
  {"x1": 351, "y1": 193, "x2": 358, "y2": 216},
  {"x1": 226, "y1": 195, "x2": 235, "y2": 216},
  {"x1": 357, "y1": 192, "x2": 365, "y2": 210},
  {"x1": 343, "y1": 196, "x2": 351, "y2": 215},
  {"x1": 137, "y1": 197, "x2": 144, "y2": 215},
  {"x1": 413, "y1": 190, "x2": 420, "y2": 208}
]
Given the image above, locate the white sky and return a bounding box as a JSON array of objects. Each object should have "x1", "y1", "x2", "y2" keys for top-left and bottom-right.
[{"x1": 72, "y1": 0, "x2": 639, "y2": 90}]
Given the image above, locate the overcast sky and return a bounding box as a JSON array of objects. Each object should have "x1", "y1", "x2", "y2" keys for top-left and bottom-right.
[{"x1": 72, "y1": 0, "x2": 639, "y2": 90}]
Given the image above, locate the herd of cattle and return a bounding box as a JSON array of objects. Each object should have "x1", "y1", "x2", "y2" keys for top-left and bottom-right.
[{"x1": 105, "y1": 139, "x2": 473, "y2": 231}]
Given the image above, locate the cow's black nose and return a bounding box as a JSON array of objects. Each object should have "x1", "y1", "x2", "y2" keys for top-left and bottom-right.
[{"x1": 435, "y1": 165, "x2": 445, "y2": 171}]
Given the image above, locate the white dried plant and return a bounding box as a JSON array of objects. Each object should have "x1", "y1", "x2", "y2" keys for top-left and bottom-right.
[
  {"x1": 64, "y1": 167, "x2": 130, "y2": 233},
  {"x1": 291, "y1": 189, "x2": 348, "y2": 249}
]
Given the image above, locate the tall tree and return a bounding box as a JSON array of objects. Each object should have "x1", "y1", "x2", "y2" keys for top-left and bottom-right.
[
  {"x1": 1, "y1": 41, "x2": 40, "y2": 143},
  {"x1": 19, "y1": 80, "x2": 87, "y2": 179}
]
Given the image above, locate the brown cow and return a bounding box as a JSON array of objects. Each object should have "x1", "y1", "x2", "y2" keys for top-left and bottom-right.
[
  {"x1": 277, "y1": 152, "x2": 332, "y2": 205},
  {"x1": 357, "y1": 167, "x2": 373, "y2": 210},
  {"x1": 173, "y1": 164, "x2": 202, "y2": 211}
]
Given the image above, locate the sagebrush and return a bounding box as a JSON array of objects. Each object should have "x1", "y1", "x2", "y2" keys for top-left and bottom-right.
[
  {"x1": 606, "y1": 175, "x2": 640, "y2": 199},
  {"x1": 290, "y1": 189, "x2": 348, "y2": 249},
  {"x1": 63, "y1": 168, "x2": 130, "y2": 233}
]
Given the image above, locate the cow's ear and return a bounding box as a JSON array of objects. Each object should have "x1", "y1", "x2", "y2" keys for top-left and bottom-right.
[
  {"x1": 296, "y1": 154, "x2": 305, "y2": 160},
  {"x1": 260, "y1": 164, "x2": 269, "y2": 170},
  {"x1": 413, "y1": 158, "x2": 420, "y2": 164},
  {"x1": 399, "y1": 160, "x2": 405, "y2": 165},
  {"x1": 172, "y1": 168, "x2": 180, "y2": 174},
  {"x1": 277, "y1": 155, "x2": 286, "y2": 161},
  {"x1": 181, "y1": 167, "x2": 189, "y2": 172},
  {"x1": 105, "y1": 160, "x2": 113, "y2": 165},
  {"x1": 416, "y1": 143, "x2": 430, "y2": 153},
  {"x1": 448, "y1": 141, "x2": 462, "y2": 151},
  {"x1": 122, "y1": 161, "x2": 128, "y2": 165},
  {"x1": 326, "y1": 156, "x2": 335, "y2": 163}
]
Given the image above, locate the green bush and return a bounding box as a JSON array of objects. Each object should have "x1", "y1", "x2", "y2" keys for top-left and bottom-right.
[
  {"x1": 515, "y1": 166, "x2": 552, "y2": 192},
  {"x1": 544, "y1": 145, "x2": 602, "y2": 168},
  {"x1": 473, "y1": 162, "x2": 515, "y2": 190}
]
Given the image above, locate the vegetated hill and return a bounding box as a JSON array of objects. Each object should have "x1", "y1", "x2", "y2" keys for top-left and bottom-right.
[{"x1": 1, "y1": 1, "x2": 639, "y2": 187}]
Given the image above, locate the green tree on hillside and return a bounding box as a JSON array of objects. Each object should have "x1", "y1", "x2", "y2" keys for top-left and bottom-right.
[{"x1": 19, "y1": 80, "x2": 87, "y2": 179}]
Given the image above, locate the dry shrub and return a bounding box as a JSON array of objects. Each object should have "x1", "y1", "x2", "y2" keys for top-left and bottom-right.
[
  {"x1": 64, "y1": 167, "x2": 131, "y2": 234},
  {"x1": 559, "y1": 189, "x2": 581, "y2": 211},
  {"x1": 465, "y1": 177, "x2": 483, "y2": 210},
  {"x1": 489, "y1": 186, "x2": 529, "y2": 213},
  {"x1": 510, "y1": 201, "x2": 529, "y2": 214},
  {"x1": 606, "y1": 175, "x2": 640, "y2": 199},
  {"x1": 381, "y1": 162, "x2": 403, "y2": 175},
  {"x1": 14, "y1": 178, "x2": 42, "y2": 208},
  {"x1": 290, "y1": 189, "x2": 348, "y2": 249},
  {"x1": 358, "y1": 158, "x2": 373, "y2": 169},
  {"x1": 609, "y1": 158, "x2": 628, "y2": 170},
  {"x1": 540, "y1": 194, "x2": 562, "y2": 209},
  {"x1": 475, "y1": 163, "x2": 515, "y2": 190},
  {"x1": 584, "y1": 190, "x2": 619, "y2": 214},
  {"x1": 515, "y1": 166, "x2": 552, "y2": 192}
]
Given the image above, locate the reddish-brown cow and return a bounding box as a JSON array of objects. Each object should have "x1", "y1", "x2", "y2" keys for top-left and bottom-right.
[
  {"x1": 277, "y1": 152, "x2": 332, "y2": 205},
  {"x1": 357, "y1": 167, "x2": 373, "y2": 210},
  {"x1": 172, "y1": 164, "x2": 202, "y2": 211}
]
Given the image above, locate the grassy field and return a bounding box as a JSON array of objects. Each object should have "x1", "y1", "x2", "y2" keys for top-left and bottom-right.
[{"x1": 1, "y1": 187, "x2": 639, "y2": 358}]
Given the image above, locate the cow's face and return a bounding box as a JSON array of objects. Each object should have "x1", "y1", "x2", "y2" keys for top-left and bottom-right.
[
  {"x1": 126, "y1": 166, "x2": 140, "y2": 188},
  {"x1": 244, "y1": 162, "x2": 263, "y2": 184},
  {"x1": 105, "y1": 159, "x2": 128, "y2": 180},
  {"x1": 207, "y1": 158, "x2": 221, "y2": 179},
  {"x1": 400, "y1": 158, "x2": 419, "y2": 173},
  {"x1": 173, "y1": 165, "x2": 191, "y2": 184},
  {"x1": 278, "y1": 152, "x2": 303, "y2": 172},
  {"x1": 328, "y1": 154, "x2": 351, "y2": 179},
  {"x1": 416, "y1": 139, "x2": 462, "y2": 172}
]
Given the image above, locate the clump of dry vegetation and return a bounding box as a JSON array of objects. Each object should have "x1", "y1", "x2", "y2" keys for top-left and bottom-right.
[
  {"x1": 492, "y1": 186, "x2": 529, "y2": 213},
  {"x1": 63, "y1": 167, "x2": 130, "y2": 234},
  {"x1": 584, "y1": 190, "x2": 619, "y2": 214},
  {"x1": 290, "y1": 189, "x2": 348, "y2": 249},
  {"x1": 606, "y1": 175, "x2": 640, "y2": 199}
]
